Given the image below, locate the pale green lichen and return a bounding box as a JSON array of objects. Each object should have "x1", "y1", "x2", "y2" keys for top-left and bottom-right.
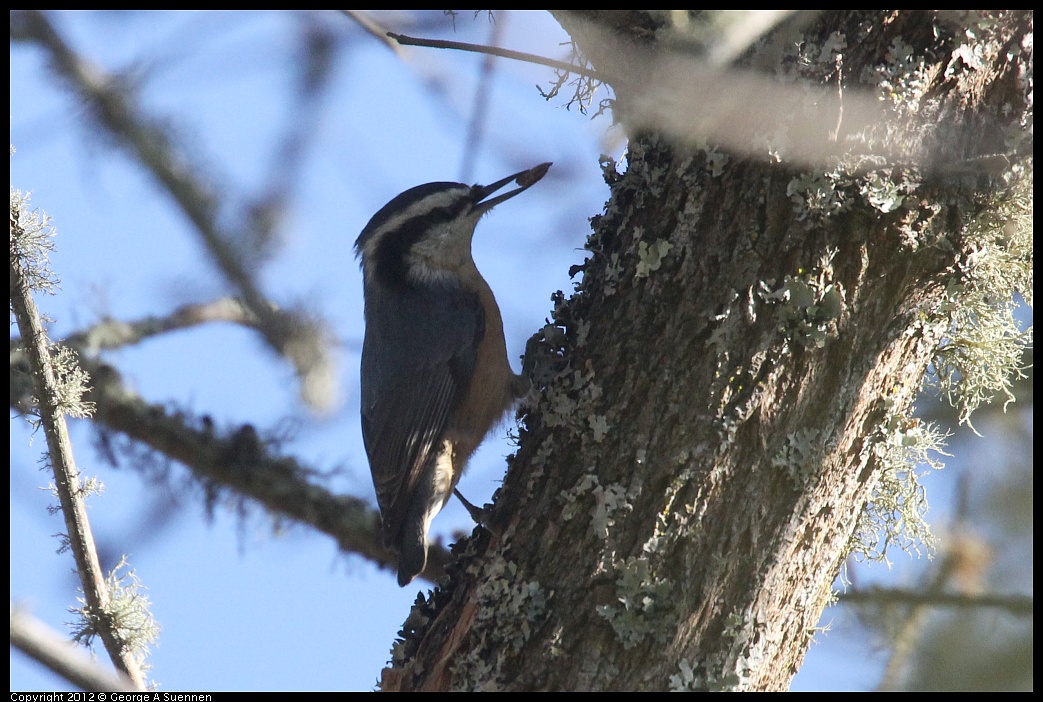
[
  {"x1": 928, "y1": 175, "x2": 1033, "y2": 428},
  {"x1": 687, "y1": 609, "x2": 768, "y2": 692},
  {"x1": 560, "y1": 474, "x2": 598, "y2": 522},
  {"x1": 635, "y1": 239, "x2": 673, "y2": 278},
  {"x1": 48, "y1": 345, "x2": 95, "y2": 419},
  {"x1": 588, "y1": 414, "x2": 610, "y2": 442},
  {"x1": 595, "y1": 555, "x2": 673, "y2": 650},
  {"x1": 669, "y1": 659, "x2": 699, "y2": 691},
  {"x1": 703, "y1": 145, "x2": 729, "y2": 177},
  {"x1": 560, "y1": 474, "x2": 638, "y2": 543},
  {"x1": 786, "y1": 171, "x2": 847, "y2": 222},
  {"x1": 10, "y1": 188, "x2": 59, "y2": 296},
  {"x1": 771, "y1": 429, "x2": 822, "y2": 483},
  {"x1": 602, "y1": 252, "x2": 625, "y2": 296},
  {"x1": 449, "y1": 555, "x2": 549, "y2": 690},
  {"x1": 68, "y1": 556, "x2": 160, "y2": 675},
  {"x1": 860, "y1": 169, "x2": 919, "y2": 213},
  {"x1": 759, "y1": 250, "x2": 845, "y2": 350},
  {"x1": 707, "y1": 289, "x2": 743, "y2": 359},
  {"x1": 590, "y1": 481, "x2": 633, "y2": 540},
  {"x1": 852, "y1": 409, "x2": 951, "y2": 561},
  {"x1": 867, "y1": 37, "x2": 932, "y2": 111},
  {"x1": 46, "y1": 475, "x2": 104, "y2": 520}
]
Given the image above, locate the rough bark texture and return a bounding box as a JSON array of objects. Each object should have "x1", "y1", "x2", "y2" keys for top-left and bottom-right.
[{"x1": 383, "y1": 11, "x2": 1032, "y2": 691}]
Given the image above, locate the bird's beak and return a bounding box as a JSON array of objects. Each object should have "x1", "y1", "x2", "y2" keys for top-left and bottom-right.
[{"x1": 473, "y1": 162, "x2": 552, "y2": 213}]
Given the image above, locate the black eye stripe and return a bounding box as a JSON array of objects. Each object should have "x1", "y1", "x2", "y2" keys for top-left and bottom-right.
[
  {"x1": 354, "y1": 181, "x2": 479, "y2": 291},
  {"x1": 362, "y1": 202, "x2": 473, "y2": 289},
  {"x1": 356, "y1": 182, "x2": 469, "y2": 252}
]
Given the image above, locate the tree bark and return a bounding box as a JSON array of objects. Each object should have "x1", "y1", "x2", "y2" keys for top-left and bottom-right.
[{"x1": 382, "y1": 10, "x2": 1032, "y2": 691}]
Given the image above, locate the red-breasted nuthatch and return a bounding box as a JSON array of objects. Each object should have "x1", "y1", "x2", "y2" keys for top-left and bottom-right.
[{"x1": 355, "y1": 162, "x2": 551, "y2": 586}]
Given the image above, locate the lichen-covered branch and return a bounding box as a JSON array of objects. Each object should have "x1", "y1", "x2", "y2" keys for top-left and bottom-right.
[
  {"x1": 10, "y1": 196, "x2": 149, "y2": 690},
  {"x1": 9, "y1": 327, "x2": 455, "y2": 585}
]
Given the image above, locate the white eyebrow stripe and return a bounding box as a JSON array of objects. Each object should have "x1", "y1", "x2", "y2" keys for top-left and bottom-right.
[{"x1": 359, "y1": 188, "x2": 471, "y2": 261}]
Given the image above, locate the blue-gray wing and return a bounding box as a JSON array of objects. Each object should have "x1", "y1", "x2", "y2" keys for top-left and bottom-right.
[{"x1": 359, "y1": 282, "x2": 483, "y2": 545}]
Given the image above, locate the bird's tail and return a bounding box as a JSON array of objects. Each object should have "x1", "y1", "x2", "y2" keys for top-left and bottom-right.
[
  {"x1": 396, "y1": 512, "x2": 428, "y2": 586},
  {"x1": 396, "y1": 445, "x2": 457, "y2": 586}
]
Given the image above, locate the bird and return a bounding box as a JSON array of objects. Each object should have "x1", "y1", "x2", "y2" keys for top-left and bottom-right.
[{"x1": 355, "y1": 162, "x2": 551, "y2": 586}]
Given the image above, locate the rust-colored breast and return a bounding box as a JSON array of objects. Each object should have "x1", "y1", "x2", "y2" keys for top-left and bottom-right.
[{"x1": 446, "y1": 275, "x2": 516, "y2": 467}]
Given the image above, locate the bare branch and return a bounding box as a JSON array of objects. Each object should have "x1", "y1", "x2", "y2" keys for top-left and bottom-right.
[
  {"x1": 12, "y1": 10, "x2": 336, "y2": 411},
  {"x1": 839, "y1": 586, "x2": 1032, "y2": 617},
  {"x1": 387, "y1": 32, "x2": 601, "y2": 80},
  {"x1": 62, "y1": 298, "x2": 262, "y2": 354},
  {"x1": 10, "y1": 606, "x2": 141, "y2": 692},
  {"x1": 9, "y1": 340, "x2": 455, "y2": 585}
]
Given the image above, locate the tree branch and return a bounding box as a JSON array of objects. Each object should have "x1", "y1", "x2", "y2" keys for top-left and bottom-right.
[
  {"x1": 10, "y1": 605, "x2": 141, "y2": 692},
  {"x1": 11, "y1": 10, "x2": 336, "y2": 411},
  {"x1": 387, "y1": 32, "x2": 602, "y2": 80},
  {"x1": 10, "y1": 202, "x2": 148, "y2": 689},
  {"x1": 62, "y1": 297, "x2": 262, "y2": 353},
  {"x1": 839, "y1": 586, "x2": 1032, "y2": 616},
  {"x1": 9, "y1": 337, "x2": 455, "y2": 585}
]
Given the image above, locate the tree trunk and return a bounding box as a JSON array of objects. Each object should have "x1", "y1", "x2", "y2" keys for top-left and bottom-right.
[{"x1": 383, "y1": 10, "x2": 1032, "y2": 691}]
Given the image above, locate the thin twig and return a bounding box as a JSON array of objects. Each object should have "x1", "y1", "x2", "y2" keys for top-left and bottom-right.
[
  {"x1": 387, "y1": 32, "x2": 601, "y2": 80},
  {"x1": 13, "y1": 10, "x2": 335, "y2": 411}
]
